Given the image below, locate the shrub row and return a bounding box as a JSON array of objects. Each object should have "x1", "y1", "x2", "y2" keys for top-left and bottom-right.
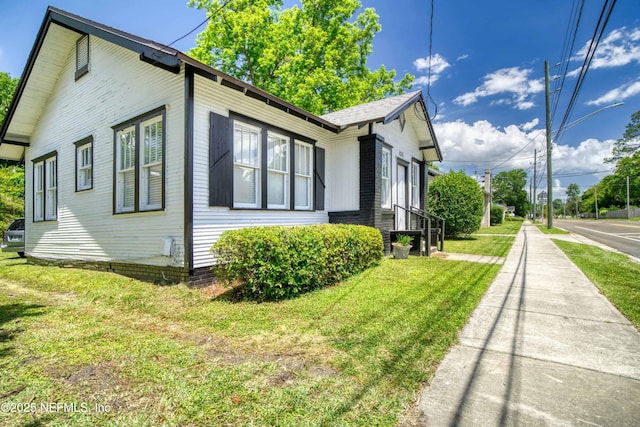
[{"x1": 211, "y1": 224, "x2": 384, "y2": 301}]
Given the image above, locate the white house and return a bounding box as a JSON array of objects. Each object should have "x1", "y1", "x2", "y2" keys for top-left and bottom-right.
[{"x1": 0, "y1": 7, "x2": 441, "y2": 284}]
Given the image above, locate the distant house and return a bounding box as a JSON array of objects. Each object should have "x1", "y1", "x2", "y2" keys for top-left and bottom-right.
[{"x1": 0, "y1": 7, "x2": 441, "y2": 284}]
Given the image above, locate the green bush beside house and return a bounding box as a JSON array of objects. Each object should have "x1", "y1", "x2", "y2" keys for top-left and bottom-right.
[{"x1": 211, "y1": 224, "x2": 383, "y2": 301}]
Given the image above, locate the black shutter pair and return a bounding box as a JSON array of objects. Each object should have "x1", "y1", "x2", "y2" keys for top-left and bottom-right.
[{"x1": 208, "y1": 112, "x2": 325, "y2": 210}]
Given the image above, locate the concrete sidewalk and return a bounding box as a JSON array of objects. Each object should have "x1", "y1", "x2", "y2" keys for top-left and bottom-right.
[{"x1": 416, "y1": 222, "x2": 640, "y2": 426}]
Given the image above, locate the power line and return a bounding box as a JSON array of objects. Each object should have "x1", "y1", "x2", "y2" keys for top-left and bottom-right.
[
  {"x1": 154, "y1": 0, "x2": 236, "y2": 53},
  {"x1": 551, "y1": 0, "x2": 586, "y2": 122},
  {"x1": 554, "y1": 0, "x2": 618, "y2": 144}
]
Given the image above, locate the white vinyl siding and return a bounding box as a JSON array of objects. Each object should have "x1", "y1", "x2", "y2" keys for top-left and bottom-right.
[
  {"x1": 381, "y1": 147, "x2": 391, "y2": 209},
  {"x1": 77, "y1": 142, "x2": 92, "y2": 191},
  {"x1": 267, "y1": 132, "x2": 289, "y2": 209},
  {"x1": 34, "y1": 162, "x2": 44, "y2": 221},
  {"x1": 141, "y1": 117, "x2": 163, "y2": 210},
  {"x1": 23, "y1": 35, "x2": 184, "y2": 267},
  {"x1": 411, "y1": 161, "x2": 420, "y2": 209},
  {"x1": 116, "y1": 126, "x2": 136, "y2": 213},
  {"x1": 294, "y1": 141, "x2": 313, "y2": 210},
  {"x1": 233, "y1": 121, "x2": 261, "y2": 208}
]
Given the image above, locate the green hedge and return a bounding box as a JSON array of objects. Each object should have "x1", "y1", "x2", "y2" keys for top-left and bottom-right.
[
  {"x1": 211, "y1": 224, "x2": 384, "y2": 301},
  {"x1": 490, "y1": 206, "x2": 505, "y2": 225}
]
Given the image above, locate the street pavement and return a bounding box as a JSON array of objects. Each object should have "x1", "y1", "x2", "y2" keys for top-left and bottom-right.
[
  {"x1": 555, "y1": 219, "x2": 640, "y2": 260},
  {"x1": 416, "y1": 221, "x2": 640, "y2": 426}
]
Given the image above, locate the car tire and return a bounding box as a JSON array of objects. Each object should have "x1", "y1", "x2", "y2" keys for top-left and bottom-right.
[{"x1": 18, "y1": 252, "x2": 25, "y2": 258}]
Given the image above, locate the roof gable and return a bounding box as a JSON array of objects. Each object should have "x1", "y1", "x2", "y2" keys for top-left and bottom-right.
[{"x1": 0, "y1": 7, "x2": 441, "y2": 163}]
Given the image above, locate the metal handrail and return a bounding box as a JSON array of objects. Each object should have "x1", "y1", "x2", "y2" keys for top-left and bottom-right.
[{"x1": 393, "y1": 205, "x2": 445, "y2": 254}]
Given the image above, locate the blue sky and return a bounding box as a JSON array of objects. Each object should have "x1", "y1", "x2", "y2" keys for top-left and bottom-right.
[{"x1": 1, "y1": 0, "x2": 639, "y2": 198}]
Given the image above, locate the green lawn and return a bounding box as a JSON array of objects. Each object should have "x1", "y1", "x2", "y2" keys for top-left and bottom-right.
[
  {"x1": 536, "y1": 225, "x2": 569, "y2": 235},
  {"x1": 553, "y1": 240, "x2": 640, "y2": 329},
  {"x1": 444, "y1": 235, "x2": 515, "y2": 257},
  {"x1": 441, "y1": 219, "x2": 521, "y2": 257},
  {"x1": 477, "y1": 219, "x2": 523, "y2": 235},
  {"x1": 0, "y1": 252, "x2": 501, "y2": 426}
]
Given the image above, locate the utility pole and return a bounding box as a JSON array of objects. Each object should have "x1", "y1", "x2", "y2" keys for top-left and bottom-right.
[
  {"x1": 545, "y1": 60, "x2": 553, "y2": 229},
  {"x1": 627, "y1": 176, "x2": 631, "y2": 220},
  {"x1": 595, "y1": 185, "x2": 599, "y2": 220},
  {"x1": 529, "y1": 180, "x2": 533, "y2": 220},
  {"x1": 533, "y1": 149, "x2": 537, "y2": 223}
]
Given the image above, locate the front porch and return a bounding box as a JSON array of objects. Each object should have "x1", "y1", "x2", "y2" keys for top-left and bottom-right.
[{"x1": 389, "y1": 205, "x2": 445, "y2": 256}]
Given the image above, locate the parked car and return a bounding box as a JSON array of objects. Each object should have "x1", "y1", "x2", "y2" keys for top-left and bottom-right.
[{"x1": 1, "y1": 218, "x2": 25, "y2": 258}]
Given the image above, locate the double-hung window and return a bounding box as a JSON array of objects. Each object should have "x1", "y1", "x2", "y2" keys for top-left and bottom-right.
[
  {"x1": 75, "y1": 137, "x2": 93, "y2": 191},
  {"x1": 381, "y1": 147, "x2": 392, "y2": 209},
  {"x1": 233, "y1": 122, "x2": 261, "y2": 208},
  {"x1": 230, "y1": 117, "x2": 317, "y2": 211},
  {"x1": 267, "y1": 132, "x2": 289, "y2": 209},
  {"x1": 114, "y1": 108, "x2": 165, "y2": 214},
  {"x1": 33, "y1": 152, "x2": 57, "y2": 222},
  {"x1": 294, "y1": 141, "x2": 313, "y2": 210}
]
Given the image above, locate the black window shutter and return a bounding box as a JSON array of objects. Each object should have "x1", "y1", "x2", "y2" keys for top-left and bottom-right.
[
  {"x1": 314, "y1": 146, "x2": 325, "y2": 210},
  {"x1": 209, "y1": 112, "x2": 232, "y2": 207}
]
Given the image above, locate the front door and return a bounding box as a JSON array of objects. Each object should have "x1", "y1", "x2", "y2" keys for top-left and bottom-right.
[{"x1": 397, "y1": 163, "x2": 408, "y2": 229}]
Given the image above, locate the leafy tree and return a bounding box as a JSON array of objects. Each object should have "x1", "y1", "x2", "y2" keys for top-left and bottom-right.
[
  {"x1": 188, "y1": 0, "x2": 413, "y2": 115},
  {"x1": 428, "y1": 170, "x2": 484, "y2": 238},
  {"x1": 0, "y1": 71, "x2": 19, "y2": 126},
  {"x1": 553, "y1": 198, "x2": 563, "y2": 217},
  {"x1": 492, "y1": 169, "x2": 529, "y2": 217},
  {"x1": 606, "y1": 110, "x2": 640, "y2": 164},
  {"x1": 566, "y1": 183, "x2": 580, "y2": 216},
  {"x1": 0, "y1": 165, "x2": 24, "y2": 229}
]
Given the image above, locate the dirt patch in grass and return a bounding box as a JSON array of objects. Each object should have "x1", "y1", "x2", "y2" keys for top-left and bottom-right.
[{"x1": 46, "y1": 361, "x2": 137, "y2": 411}]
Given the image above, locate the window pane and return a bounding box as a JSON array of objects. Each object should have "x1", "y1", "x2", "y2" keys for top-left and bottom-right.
[
  {"x1": 234, "y1": 165, "x2": 258, "y2": 205},
  {"x1": 268, "y1": 171, "x2": 286, "y2": 206},
  {"x1": 119, "y1": 128, "x2": 135, "y2": 170},
  {"x1": 144, "y1": 119, "x2": 163, "y2": 165},
  {"x1": 146, "y1": 164, "x2": 162, "y2": 206},
  {"x1": 295, "y1": 176, "x2": 309, "y2": 207},
  {"x1": 123, "y1": 170, "x2": 135, "y2": 209}
]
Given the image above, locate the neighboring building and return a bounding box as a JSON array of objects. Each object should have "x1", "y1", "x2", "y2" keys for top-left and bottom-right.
[{"x1": 0, "y1": 7, "x2": 441, "y2": 284}]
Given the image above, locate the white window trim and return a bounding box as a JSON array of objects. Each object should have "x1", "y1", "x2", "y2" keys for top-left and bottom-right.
[
  {"x1": 113, "y1": 108, "x2": 165, "y2": 214},
  {"x1": 411, "y1": 161, "x2": 420, "y2": 209},
  {"x1": 381, "y1": 147, "x2": 392, "y2": 209},
  {"x1": 34, "y1": 162, "x2": 44, "y2": 222},
  {"x1": 32, "y1": 153, "x2": 57, "y2": 222},
  {"x1": 267, "y1": 132, "x2": 289, "y2": 209},
  {"x1": 140, "y1": 117, "x2": 164, "y2": 211},
  {"x1": 233, "y1": 121, "x2": 261, "y2": 209},
  {"x1": 76, "y1": 141, "x2": 93, "y2": 191},
  {"x1": 45, "y1": 157, "x2": 57, "y2": 221},
  {"x1": 116, "y1": 126, "x2": 136, "y2": 213},
  {"x1": 294, "y1": 140, "x2": 313, "y2": 210}
]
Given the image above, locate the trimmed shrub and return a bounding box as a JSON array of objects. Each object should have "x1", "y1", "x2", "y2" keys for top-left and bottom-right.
[
  {"x1": 428, "y1": 170, "x2": 484, "y2": 238},
  {"x1": 490, "y1": 206, "x2": 505, "y2": 225},
  {"x1": 211, "y1": 224, "x2": 383, "y2": 301}
]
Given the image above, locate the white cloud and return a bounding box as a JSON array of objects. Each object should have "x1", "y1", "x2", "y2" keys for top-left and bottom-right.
[
  {"x1": 433, "y1": 119, "x2": 614, "y2": 181},
  {"x1": 453, "y1": 67, "x2": 544, "y2": 110},
  {"x1": 412, "y1": 54, "x2": 450, "y2": 87},
  {"x1": 520, "y1": 118, "x2": 539, "y2": 131},
  {"x1": 571, "y1": 26, "x2": 640, "y2": 70},
  {"x1": 586, "y1": 79, "x2": 640, "y2": 105},
  {"x1": 456, "y1": 54, "x2": 469, "y2": 61}
]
